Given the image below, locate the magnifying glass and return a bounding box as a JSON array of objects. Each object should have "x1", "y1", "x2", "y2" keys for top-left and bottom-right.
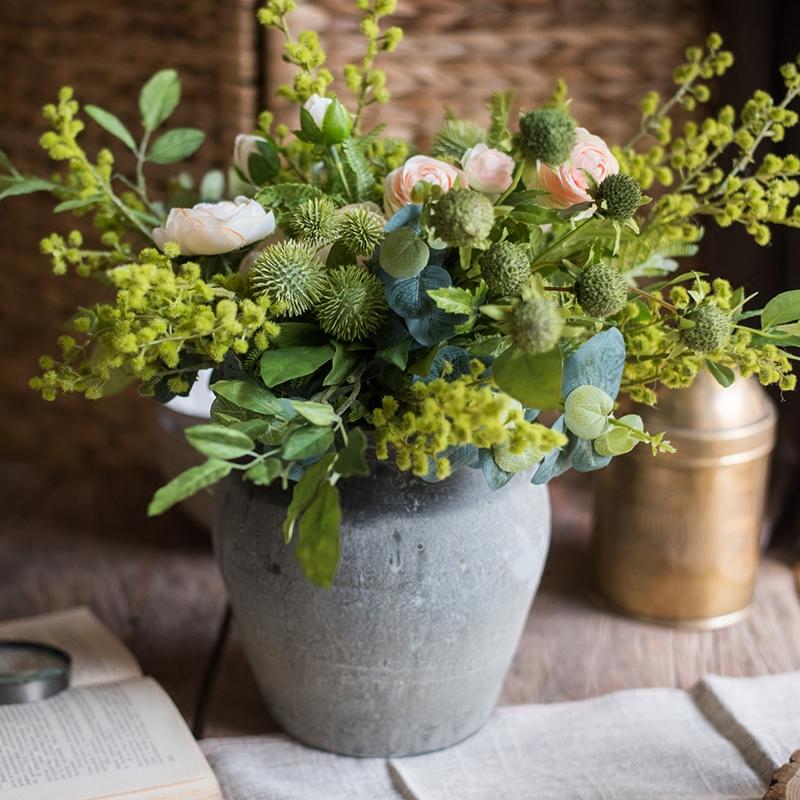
[{"x1": 0, "y1": 641, "x2": 71, "y2": 704}]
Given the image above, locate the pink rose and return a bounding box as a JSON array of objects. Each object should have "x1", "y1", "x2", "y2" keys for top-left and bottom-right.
[
  {"x1": 535, "y1": 128, "x2": 619, "y2": 210},
  {"x1": 461, "y1": 144, "x2": 514, "y2": 195},
  {"x1": 383, "y1": 155, "x2": 465, "y2": 215}
]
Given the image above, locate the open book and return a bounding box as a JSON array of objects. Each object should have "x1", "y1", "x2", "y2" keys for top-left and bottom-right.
[{"x1": 0, "y1": 607, "x2": 221, "y2": 800}]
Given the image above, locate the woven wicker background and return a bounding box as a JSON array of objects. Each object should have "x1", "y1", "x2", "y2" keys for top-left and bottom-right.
[{"x1": 0, "y1": 0, "x2": 707, "y2": 469}]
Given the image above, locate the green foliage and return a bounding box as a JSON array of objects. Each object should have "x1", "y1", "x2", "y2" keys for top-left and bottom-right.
[
  {"x1": 492, "y1": 345, "x2": 563, "y2": 409},
  {"x1": 563, "y1": 385, "x2": 614, "y2": 440},
  {"x1": 259, "y1": 344, "x2": 334, "y2": 387},
  {"x1": 431, "y1": 119, "x2": 485, "y2": 160},
  {"x1": 148, "y1": 459, "x2": 233, "y2": 516},
  {"x1": 379, "y1": 227, "x2": 429, "y2": 278}
]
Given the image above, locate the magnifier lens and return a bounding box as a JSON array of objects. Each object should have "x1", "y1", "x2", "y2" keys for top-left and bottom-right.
[{"x1": 0, "y1": 642, "x2": 71, "y2": 704}]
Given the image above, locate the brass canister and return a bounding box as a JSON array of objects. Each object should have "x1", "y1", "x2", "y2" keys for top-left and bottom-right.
[{"x1": 593, "y1": 370, "x2": 777, "y2": 629}]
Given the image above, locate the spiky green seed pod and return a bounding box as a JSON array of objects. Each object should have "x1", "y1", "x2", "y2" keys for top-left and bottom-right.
[
  {"x1": 576, "y1": 262, "x2": 629, "y2": 318},
  {"x1": 431, "y1": 119, "x2": 485, "y2": 160},
  {"x1": 338, "y1": 207, "x2": 385, "y2": 256},
  {"x1": 289, "y1": 196, "x2": 340, "y2": 248},
  {"x1": 681, "y1": 303, "x2": 732, "y2": 352},
  {"x1": 518, "y1": 107, "x2": 576, "y2": 165},
  {"x1": 480, "y1": 241, "x2": 531, "y2": 296},
  {"x1": 316, "y1": 264, "x2": 387, "y2": 341},
  {"x1": 429, "y1": 189, "x2": 495, "y2": 247},
  {"x1": 593, "y1": 173, "x2": 642, "y2": 219},
  {"x1": 510, "y1": 295, "x2": 563, "y2": 353},
  {"x1": 250, "y1": 241, "x2": 326, "y2": 316}
]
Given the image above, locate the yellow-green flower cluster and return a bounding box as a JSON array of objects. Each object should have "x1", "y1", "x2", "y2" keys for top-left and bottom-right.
[
  {"x1": 31, "y1": 247, "x2": 281, "y2": 401},
  {"x1": 372, "y1": 360, "x2": 567, "y2": 478},
  {"x1": 40, "y1": 230, "x2": 130, "y2": 277}
]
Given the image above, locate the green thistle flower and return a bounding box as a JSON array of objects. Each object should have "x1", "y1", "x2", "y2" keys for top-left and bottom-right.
[
  {"x1": 316, "y1": 265, "x2": 387, "y2": 341},
  {"x1": 429, "y1": 189, "x2": 495, "y2": 247},
  {"x1": 510, "y1": 295, "x2": 563, "y2": 353},
  {"x1": 480, "y1": 241, "x2": 531, "y2": 296},
  {"x1": 289, "y1": 196, "x2": 340, "y2": 248},
  {"x1": 338, "y1": 207, "x2": 385, "y2": 256},
  {"x1": 681, "y1": 303, "x2": 731, "y2": 352},
  {"x1": 249, "y1": 241, "x2": 326, "y2": 316},
  {"x1": 576, "y1": 262, "x2": 629, "y2": 318},
  {"x1": 518, "y1": 108, "x2": 576, "y2": 165},
  {"x1": 593, "y1": 173, "x2": 642, "y2": 219},
  {"x1": 431, "y1": 119, "x2": 486, "y2": 160}
]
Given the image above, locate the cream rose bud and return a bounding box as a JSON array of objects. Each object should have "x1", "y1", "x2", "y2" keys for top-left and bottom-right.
[
  {"x1": 535, "y1": 128, "x2": 619, "y2": 210},
  {"x1": 461, "y1": 144, "x2": 514, "y2": 195},
  {"x1": 232, "y1": 134, "x2": 268, "y2": 181},
  {"x1": 383, "y1": 155, "x2": 466, "y2": 215},
  {"x1": 303, "y1": 94, "x2": 333, "y2": 128},
  {"x1": 152, "y1": 197, "x2": 276, "y2": 256}
]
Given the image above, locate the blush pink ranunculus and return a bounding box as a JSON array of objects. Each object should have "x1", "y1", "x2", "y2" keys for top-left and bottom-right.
[
  {"x1": 383, "y1": 155, "x2": 466, "y2": 215},
  {"x1": 461, "y1": 144, "x2": 515, "y2": 195},
  {"x1": 535, "y1": 128, "x2": 619, "y2": 210}
]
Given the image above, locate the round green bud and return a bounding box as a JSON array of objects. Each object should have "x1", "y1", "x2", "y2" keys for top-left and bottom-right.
[
  {"x1": 428, "y1": 189, "x2": 495, "y2": 247},
  {"x1": 289, "y1": 196, "x2": 340, "y2": 248},
  {"x1": 316, "y1": 264, "x2": 387, "y2": 341},
  {"x1": 480, "y1": 241, "x2": 531, "y2": 296},
  {"x1": 320, "y1": 98, "x2": 353, "y2": 145},
  {"x1": 338, "y1": 206, "x2": 385, "y2": 256},
  {"x1": 518, "y1": 107, "x2": 576, "y2": 165},
  {"x1": 681, "y1": 303, "x2": 731, "y2": 352},
  {"x1": 249, "y1": 241, "x2": 326, "y2": 316},
  {"x1": 576, "y1": 262, "x2": 629, "y2": 318},
  {"x1": 564, "y1": 384, "x2": 614, "y2": 440},
  {"x1": 594, "y1": 173, "x2": 642, "y2": 219},
  {"x1": 509, "y1": 295, "x2": 563, "y2": 353}
]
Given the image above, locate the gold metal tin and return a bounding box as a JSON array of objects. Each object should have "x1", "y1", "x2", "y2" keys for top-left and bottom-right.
[{"x1": 593, "y1": 370, "x2": 777, "y2": 628}]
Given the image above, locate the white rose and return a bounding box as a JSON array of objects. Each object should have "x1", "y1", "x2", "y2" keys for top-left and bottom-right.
[
  {"x1": 153, "y1": 196, "x2": 276, "y2": 256},
  {"x1": 232, "y1": 134, "x2": 268, "y2": 181},
  {"x1": 303, "y1": 94, "x2": 333, "y2": 128}
]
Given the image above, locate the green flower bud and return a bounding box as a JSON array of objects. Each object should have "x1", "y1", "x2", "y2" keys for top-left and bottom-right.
[
  {"x1": 681, "y1": 303, "x2": 731, "y2": 352},
  {"x1": 316, "y1": 264, "x2": 387, "y2": 341},
  {"x1": 289, "y1": 196, "x2": 340, "y2": 248},
  {"x1": 509, "y1": 295, "x2": 563, "y2": 353},
  {"x1": 480, "y1": 241, "x2": 531, "y2": 296},
  {"x1": 428, "y1": 189, "x2": 495, "y2": 247},
  {"x1": 593, "y1": 173, "x2": 642, "y2": 219},
  {"x1": 518, "y1": 107, "x2": 576, "y2": 165},
  {"x1": 250, "y1": 241, "x2": 326, "y2": 316},
  {"x1": 337, "y1": 206, "x2": 385, "y2": 256},
  {"x1": 321, "y1": 98, "x2": 353, "y2": 144},
  {"x1": 576, "y1": 262, "x2": 629, "y2": 318}
]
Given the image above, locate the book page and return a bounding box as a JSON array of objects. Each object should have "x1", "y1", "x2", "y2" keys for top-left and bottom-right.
[
  {"x1": 0, "y1": 607, "x2": 141, "y2": 687},
  {"x1": 0, "y1": 677, "x2": 220, "y2": 800}
]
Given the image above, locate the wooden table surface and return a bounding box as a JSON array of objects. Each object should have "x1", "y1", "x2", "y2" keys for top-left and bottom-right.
[{"x1": 2, "y1": 458, "x2": 799, "y2": 738}]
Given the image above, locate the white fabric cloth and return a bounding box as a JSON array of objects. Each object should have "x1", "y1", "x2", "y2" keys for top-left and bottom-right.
[{"x1": 202, "y1": 671, "x2": 800, "y2": 800}]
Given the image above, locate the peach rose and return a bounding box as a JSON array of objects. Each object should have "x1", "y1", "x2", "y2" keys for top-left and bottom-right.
[
  {"x1": 461, "y1": 144, "x2": 514, "y2": 195},
  {"x1": 535, "y1": 128, "x2": 619, "y2": 210},
  {"x1": 383, "y1": 155, "x2": 466, "y2": 215}
]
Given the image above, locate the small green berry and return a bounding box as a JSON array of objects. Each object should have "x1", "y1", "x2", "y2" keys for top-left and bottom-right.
[
  {"x1": 480, "y1": 241, "x2": 531, "y2": 296},
  {"x1": 428, "y1": 189, "x2": 495, "y2": 247},
  {"x1": 681, "y1": 303, "x2": 732, "y2": 352},
  {"x1": 594, "y1": 173, "x2": 642, "y2": 219},
  {"x1": 250, "y1": 241, "x2": 326, "y2": 316},
  {"x1": 509, "y1": 295, "x2": 563, "y2": 353},
  {"x1": 316, "y1": 264, "x2": 387, "y2": 341},
  {"x1": 518, "y1": 107, "x2": 576, "y2": 165},
  {"x1": 576, "y1": 263, "x2": 629, "y2": 318}
]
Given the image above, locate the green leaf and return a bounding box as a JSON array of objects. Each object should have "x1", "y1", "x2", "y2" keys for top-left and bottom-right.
[
  {"x1": 379, "y1": 227, "x2": 430, "y2": 278},
  {"x1": 139, "y1": 69, "x2": 181, "y2": 132},
  {"x1": 705, "y1": 359, "x2": 736, "y2": 388},
  {"x1": 211, "y1": 380, "x2": 291, "y2": 418},
  {"x1": 342, "y1": 138, "x2": 374, "y2": 197},
  {"x1": 762, "y1": 290, "x2": 800, "y2": 330},
  {"x1": 428, "y1": 286, "x2": 480, "y2": 315},
  {"x1": 185, "y1": 424, "x2": 254, "y2": 459},
  {"x1": 84, "y1": 105, "x2": 136, "y2": 150},
  {"x1": 245, "y1": 458, "x2": 283, "y2": 486},
  {"x1": 281, "y1": 425, "x2": 335, "y2": 461},
  {"x1": 200, "y1": 170, "x2": 225, "y2": 201},
  {"x1": 283, "y1": 453, "x2": 336, "y2": 542},
  {"x1": 376, "y1": 338, "x2": 410, "y2": 370},
  {"x1": 289, "y1": 400, "x2": 339, "y2": 426},
  {"x1": 594, "y1": 414, "x2": 643, "y2": 457},
  {"x1": 148, "y1": 128, "x2": 205, "y2": 164},
  {"x1": 53, "y1": 195, "x2": 103, "y2": 213},
  {"x1": 299, "y1": 107, "x2": 323, "y2": 143},
  {"x1": 492, "y1": 346, "x2": 563, "y2": 410},
  {"x1": 563, "y1": 385, "x2": 614, "y2": 440},
  {"x1": 323, "y1": 342, "x2": 359, "y2": 386},
  {"x1": 0, "y1": 177, "x2": 55, "y2": 201},
  {"x1": 335, "y1": 428, "x2": 369, "y2": 477},
  {"x1": 0, "y1": 148, "x2": 14, "y2": 173},
  {"x1": 296, "y1": 481, "x2": 341, "y2": 587},
  {"x1": 260, "y1": 345, "x2": 334, "y2": 388},
  {"x1": 148, "y1": 459, "x2": 233, "y2": 516}
]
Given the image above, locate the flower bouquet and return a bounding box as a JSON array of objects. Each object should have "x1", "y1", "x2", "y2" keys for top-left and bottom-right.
[{"x1": 6, "y1": 0, "x2": 800, "y2": 755}]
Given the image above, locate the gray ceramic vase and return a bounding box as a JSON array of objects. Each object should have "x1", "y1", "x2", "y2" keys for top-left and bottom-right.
[{"x1": 213, "y1": 461, "x2": 551, "y2": 757}]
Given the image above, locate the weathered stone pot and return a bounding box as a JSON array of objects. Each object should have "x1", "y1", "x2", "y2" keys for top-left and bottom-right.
[{"x1": 213, "y1": 461, "x2": 551, "y2": 757}]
